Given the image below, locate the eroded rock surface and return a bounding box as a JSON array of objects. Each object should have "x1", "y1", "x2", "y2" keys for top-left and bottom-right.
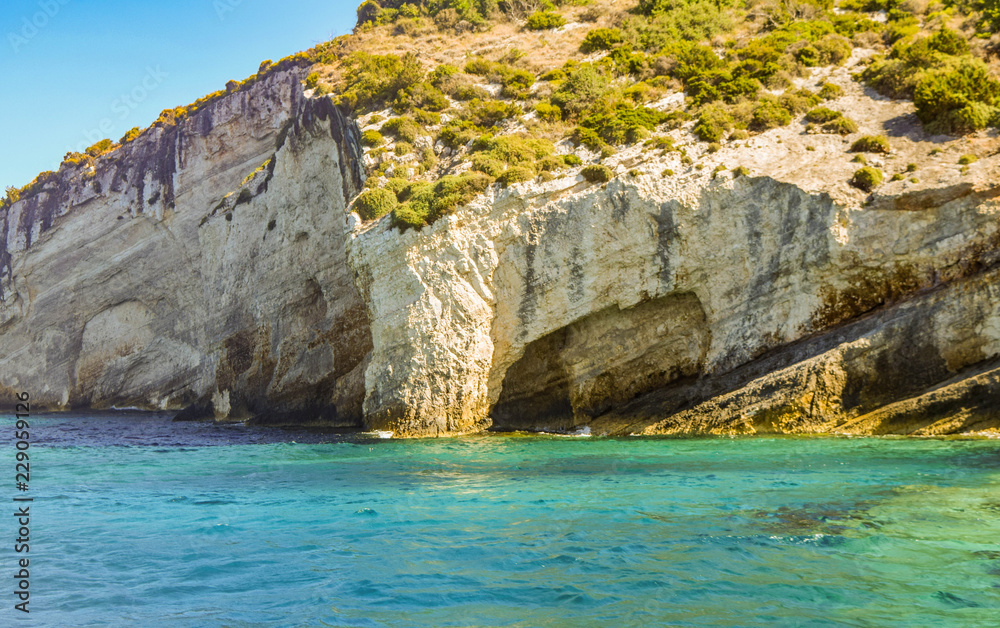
[
  {"x1": 0, "y1": 71, "x2": 372, "y2": 426},
  {"x1": 349, "y1": 137, "x2": 1000, "y2": 436}
]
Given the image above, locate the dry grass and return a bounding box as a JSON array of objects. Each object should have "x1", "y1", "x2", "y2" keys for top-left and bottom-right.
[{"x1": 313, "y1": 1, "x2": 629, "y2": 87}]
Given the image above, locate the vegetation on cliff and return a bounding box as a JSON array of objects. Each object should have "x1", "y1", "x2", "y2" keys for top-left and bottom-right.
[
  {"x1": 4, "y1": 0, "x2": 999, "y2": 217},
  {"x1": 312, "y1": 0, "x2": 999, "y2": 227}
]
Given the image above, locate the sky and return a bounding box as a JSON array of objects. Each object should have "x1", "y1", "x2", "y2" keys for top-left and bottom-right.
[{"x1": 0, "y1": 0, "x2": 359, "y2": 192}]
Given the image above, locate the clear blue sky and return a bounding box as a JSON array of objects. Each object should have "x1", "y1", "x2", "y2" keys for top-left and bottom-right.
[{"x1": 0, "y1": 0, "x2": 359, "y2": 192}]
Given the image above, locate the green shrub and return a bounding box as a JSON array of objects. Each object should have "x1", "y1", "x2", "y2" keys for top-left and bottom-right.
[
  {"x1": 85, "y1": 139, "x2": 115, "y2": 157},
  {"x1": 535, "y1": 101, "x2": 562, "y2": 122},
  {"x1": 394, "y1": 82, "x2": 449, "y2": 113},
  {"x1": 497, "y1": 166, "x2": 536, "y2": 185},
  {"x1": 384, "y1": 178, "x2": 410, "y2": 197},
  {"x1": 429, "y1": 64, "x2": 459, "y2": 87},
  {"x1": 501, "y1": 68, "x2": 535, "y2": 99},
  {"x1": 563, "y1": 154, "x2": 583, "y2": 166},
  {"x1": 431, "y1": 65, "x2": 487, "y2": 101},
  {"x1": 639, "y1": 0, "x2": 735, "y2": 43},
  {"x1": 829, "y1": 12, "x2": 880, "y2": 37},
  {"x1": 662, "y1": 109, "x2": 693, "y2": 129},
  {"x1": 927, "y1": 28, "x2": 970, "y2": 57},
  {"x1": 891, "y1": 173, "x2": 904, "y2": 181},
  {"x1": 462, "y1": 58, "x2": 536, "y2": 98},
  {"x1": 694, "y1": 105, "x2": 732, "y2": 142},
  {"x1": 850, "y1": 166, "x2": 883, "y2": 192},
  {"x1": 381, "y1": 116, "x2": 421, "y2": 143},
  {"x1": 469, "y1": 134, "x2": 555, "y2": 180},
  {"x1": 607, "y1": 46, "x2": 650, "y2": 76},
  {"x1": 824, "y1": 116, "x2": 858, "y2": 135},
  {"x1": 338, "y1": 52, "x2": 424, "y2": 112},
  {"x1": 392, "y1": 201, "x2": 431, "y2": 229},
  {"x1": 883, "y1": 16, "x2": 919, "y2": 45},
  {"x1": 464, "y1": 58, "x2": 494, "y2": 76},
  {"x1": 471, "y1": 153, "x2": 506, "y2": 176},
  {"x1": 465, "y1": 99, "x2": 522, "y2": 127},
  {"x1": 354, "y1": 188, "x2": 397, "y2": 221},
  {"x1": 526, "y1": 11, "x2": 566, "y2": 30},
  {"x1": 391, "y1": 172, "x2": 493, "y2": 229},
  {"x1": 805, "y1": 107, "x2": 841, "y2": 123},
  {"x1": 796, "y1": 44, "x2": 822, "y2": 67},
  {"x1": 732, "y1": 165, "x2": 750, "y2": 176},
  {"x1": 913, "y1": 57, "x2": 1000, "y2": 135},
  {"x1": 813, "y1": 34, "x2": 853, "y2": 66},
  {"x1": 438, "y1": 120, "x2": 481, "y2": 149},
  {"x1": 356, "y1": 0, "x2": 382, "y2": 25},
  {"x1": 419, "y1": 147, "x2": 437, "y2": 171},
  {"x1": 361, "y1": 130, "x2": 385, "y2": 147},
  {"x1": 581, "y1": 164, "x2": 613, "y2": 182},
  {"x1": 958, "y1": 154, "x2": 978, "y2": 164},
  {"x1": 580, "y1": 28, "x2": 622, "y2": 53},
  {"x1": 536, "y1": 154, "x2": 567, "y2": 172},
  {"x1": 394, "y1": 142, "x2": 413, "y2": 156},
  {"x1": 779, "y1": 89, "x2": 820, "y2": 114},
  {"x1": 805, "y1": 107, "x2": 857, "y2": 134},
  {"x1": 649, "y1": 135, "x2": 676, "y2": 151},
  {"x1": 748, "y1": 98, "x2": 792, "y2": 132},
  {"x1": 670, "y1": 43, "x2": 726, "y2": 84},
  {"x1": 412, "y1": 108, "x2": 442, "y2": 126},
  {"x1": 62, "y1": 152, "x2": 92, "y2": 167},
  {"x1": 818, "y1": 82, "x2": 843, "y2": 100},
  {"x1": 861, "y1": 36, "x2": 944, "y2": 100},
  {"x1": 430, "y1": 172, "x2": 493, "y2": 216},
  {"x1": 551, "y1": 64, "x2": 611, "y2": 118},
  {"x1": 452, "y1": 84, "x2": 491, "y2": 101},
  {"x1": 850, "y1": 135, "x2": 891, "y2": 153},
  {"x1": 305, "y1": 72, "x2": 320, "y2": 90},
  {"x1": 975, "y1": 0, "x2": 1000, "y2": 33},
  {"x1": 576, "y1": 101, "x2": 668, "y2": 145},
  {"x1": 119, "y1": 127, "x2": 142, "y2": 144},
  {"x1": 573, "y1": 126, "x2": 605, "y2": 150}
]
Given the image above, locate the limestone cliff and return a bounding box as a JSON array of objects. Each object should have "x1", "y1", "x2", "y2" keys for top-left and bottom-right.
[
  {"x1": 2, "y1": 33, "x2": 999, "y2": 437},
  {"x1": 349, "y1": 155, "x2": 1000, "y2": 436},
  {"x1": 0, "y1": 69, "x2": 371, "y2": 426}
]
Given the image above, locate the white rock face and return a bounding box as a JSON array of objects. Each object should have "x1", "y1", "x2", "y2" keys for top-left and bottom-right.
[
  {"x1": 0, "y1": 70, "x2": 372, "y2": 425},
  {"x1": 349, "y1": 150, "x2": 1000, "y2": 436}
]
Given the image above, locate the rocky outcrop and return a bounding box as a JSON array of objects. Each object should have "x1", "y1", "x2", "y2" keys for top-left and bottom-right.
[
  {"x1": 0, "y1": 70, "x2": 372, "y2": 426},
  {"x1": 3, "y1": 62, "x2": 999, "y2": 437},
  {"x1": 348, "y1": 139, "x2": 1000, "y2": 436}
]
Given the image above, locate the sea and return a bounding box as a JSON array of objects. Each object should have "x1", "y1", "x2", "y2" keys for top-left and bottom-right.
[{"x1": 2, "y1": 412, "x2": 999, "y2": 626}]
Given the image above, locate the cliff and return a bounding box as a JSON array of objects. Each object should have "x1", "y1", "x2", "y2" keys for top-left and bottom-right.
[
  {"x1": 2, "y1": 1, "x2": 999, "y2": 436},
  {"x1": 0, "y1": 69, "x2": 371, "y2": 426},
  {"x1": 350, "y1": 153, "x2": 1000, "y2": 437}
]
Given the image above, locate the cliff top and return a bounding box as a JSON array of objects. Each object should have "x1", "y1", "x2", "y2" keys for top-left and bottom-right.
[{"x1": 3, "y1": 0, "x2": 1000, "y2": 224}]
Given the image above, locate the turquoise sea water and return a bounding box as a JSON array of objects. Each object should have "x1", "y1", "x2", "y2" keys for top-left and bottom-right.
[{"x1": 3, "y1": 414, "x2": 1000, "y2": 627}]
